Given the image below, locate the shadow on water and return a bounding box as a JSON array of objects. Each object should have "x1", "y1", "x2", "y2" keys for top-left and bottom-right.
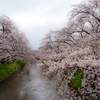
[{"x1": 0, "y1": 63, "x2": 54, "y2": 100}]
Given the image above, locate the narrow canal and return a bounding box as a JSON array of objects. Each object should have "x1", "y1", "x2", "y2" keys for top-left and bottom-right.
[{"x1": 0, "y1": 63, "x2": 55, "y2": 100}]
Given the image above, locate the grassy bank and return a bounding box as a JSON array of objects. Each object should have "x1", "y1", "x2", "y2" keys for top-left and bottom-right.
[
  {"x1": 65, "y1": 68, "x2": 84, "y2": 97},
  {"x1": 0, "y1": 60, "x2": 25, "y2": 81}
]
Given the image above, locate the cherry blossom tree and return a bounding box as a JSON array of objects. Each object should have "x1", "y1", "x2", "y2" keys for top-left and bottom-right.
[
  {"x1": 0, "y1": 15, "x2": 35, "y2": 64},
  {"x1": 68, "y1": 0, "x2": 100, "y2": 35},
  {"x1": 38, "y1": 0, "x2": 100, "y2": 100}
]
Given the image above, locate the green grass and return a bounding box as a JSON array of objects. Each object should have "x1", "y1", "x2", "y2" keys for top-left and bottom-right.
[
  {"x1": 53, "y1": 60, "x2": 58, "y2": 62},
  {"x1": 66, "y1": 68, "x2": 84, "y2": 97},
  {"x1": 15, "y1": 59, "x2": 25, "y2": 68},
  {"x1": 64, "y1": 68, "x2": 75, "y2": 75},
  {"x1": 70, "y1": 68, "x2": 84, "y2": 88},
  {"x1": 64, "y1": 68, "x2": 84, "y2": 88},
  {"x1": 0, "y1": 59, "x2": 25, "y2": 81}
]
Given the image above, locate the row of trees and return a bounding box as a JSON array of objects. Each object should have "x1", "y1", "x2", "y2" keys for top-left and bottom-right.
[
  {"x1": 0, "y1": 15, "x2": 35, "y2": 64},
  {"x1": 37, "y1": 0, "x2": 100, "y2": 100}
]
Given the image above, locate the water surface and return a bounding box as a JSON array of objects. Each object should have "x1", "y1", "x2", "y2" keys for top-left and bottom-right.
[{"x1": 0, "y1": 63, "x2": 54, "y2": 100}]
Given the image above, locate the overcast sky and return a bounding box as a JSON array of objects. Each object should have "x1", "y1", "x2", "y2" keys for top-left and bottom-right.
[{"x1": 0, "y1": 0, "x2": 84, "y2": 49}]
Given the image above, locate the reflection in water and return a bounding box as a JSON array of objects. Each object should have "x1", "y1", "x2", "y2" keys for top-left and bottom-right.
[{"x1": 0, "y1": 63, "x2": 54, "y2": 100}]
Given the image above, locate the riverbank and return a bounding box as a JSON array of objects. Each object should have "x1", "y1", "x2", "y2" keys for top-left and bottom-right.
[
  {"x1": 38, "y1": 59, "x2": 100, "y2": 100},
  {"x1": 0, "y1": 63, "x2": 56, "y2": 100},
  {"x1": 0, "y1": 60, "x2": 25, "y2": 84}
]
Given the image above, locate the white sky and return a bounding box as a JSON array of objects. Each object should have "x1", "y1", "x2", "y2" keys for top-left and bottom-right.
[{"x1": 0, "y1": 0, "x2": 84, "y2": 49}]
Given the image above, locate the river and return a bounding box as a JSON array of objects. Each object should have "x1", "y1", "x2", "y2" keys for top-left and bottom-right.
[
  {"x1": 0, "y1": 63, "x2": 56, "y2": 100},
  {"x1": 0, "y1": 63, "x2": 71, "y2": 100}
]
